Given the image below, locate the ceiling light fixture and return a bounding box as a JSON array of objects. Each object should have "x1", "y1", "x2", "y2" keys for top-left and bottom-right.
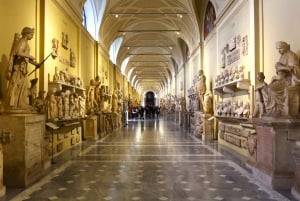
[
  {"x1": 124, "y1": 45, "x2": 175, "y2": 48},
  {"x1": 130, "y1": 60, "x2": 169, "y2": 62},
  {"x1": 128, "y1": 53, "x2": 172, "y2": 55},
  {"x1": 177, "y1": 14, "x2": 183, "y2": 18},
  {"x1": 119, "y1": 29, "x2": 180, "y2": 33},
  {"x1": 110, "y1": 12, "x2": 187, "y2": 16}
]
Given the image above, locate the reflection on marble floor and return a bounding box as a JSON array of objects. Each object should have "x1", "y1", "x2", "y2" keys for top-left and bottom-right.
[{"x1": 7, "y1": 118, "x2": 293, "y2": 201}]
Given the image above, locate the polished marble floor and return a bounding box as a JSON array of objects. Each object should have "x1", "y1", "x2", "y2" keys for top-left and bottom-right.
[{"x1": 5, "y1": 117, "x2": 296, "y2": 201}]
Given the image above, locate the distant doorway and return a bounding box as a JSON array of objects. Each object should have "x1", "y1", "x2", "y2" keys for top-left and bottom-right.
[
  {"x1": 145, "y1": 91, "x2": 156, "y2": 118},
  {"x1": 145, "y1": 91, "x2": 155, "y2": 107}
]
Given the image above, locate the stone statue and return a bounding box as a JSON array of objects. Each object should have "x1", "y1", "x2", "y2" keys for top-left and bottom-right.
[
  {"x1": 111, "y1": 87, "x2": 118, "y2": 113},
  {"x1": 198, "y1": 70, "x2": 207, "y2": 96},
  {"x1": 51, "y1": 38, "x2": 59, "y2": 58},
  {"x1": 264, "y1": 41, "x2": 300, "y2": 116},
  {"x1": 69, "y1": 93, "x2": 76, "y2": 118},
  {"x1": 28, "y1": 78, "x2": 38, "y2": 105},
  {"x1": 236, "y1": 100, "x2": 244, "y2": 117},
  {"x1": 94, "y1": 76, "x2": 101, "y2": 110},
  {"x1": 5, "y1": 27, "x2": 40, "y2": 112},
  {"x1": 231, "y1": 101, "x2": 238, "y2": 117},
  {"x1": 63, "y1": 90, "x2": 70, "y2": 118},
  {"x1": 48, "y1": 93, "x2": 57, "y2": 120},
  {"x1": 216, "y1": 102, "x2": 223, "y2": 116},
  {"x1": 86, "y1": 79, "x2": 97, "y2": 114},
  {"x1": 78, "y1": 92, "x2": 86, "y2": 117},
  {"x1": 203, "y1": 90, "x2": 213, "y2": 114},
  {"x1": 63, "y1": 68, "x2": 71, "y2": 84},
  {"x1": 99, "y1": 85, "x2": 106, "y2": 112},
  {"x1": 222, "y1": 102, "x2": 228, "y2": 116},
  {"x1": 32, "y1": 90, "x2": 46, "y2": 113},
  {"x1": 57, "y1": 93, "x2": 64, "y2": 119},
  {"x1": 180, "y1": 97, "x2": 187, "y2": 112},
  {"x1": 229, "y1": 66, "x2": 237, "y2": 81},
  {"x1": 53, "y1": 66, "x2": 60, "y2": 82},
  {"x1": 197, "y1": 70, "x2": 207, "y2": 112},
  {"x1": 274, "y1": 41, "x2": 300, "y2": 86},
  {"x1": 70, "y1": 48, "x2": 76, "y2": 67},
  {"x1": 253, "y1": 72, "x2": 268, "y2": 118},
  {"x1": 243, "y1": 101, "x2": 250, "y2": 118},
  {"x1": 224, "y1": 69, "x2": 229, "y2": 83},
  {"x1": 238, "y1": 65, "x2": 245, "y2": 79},
  {"x1": 59, "y1": 70, "x2": 65, "y2": 82}
]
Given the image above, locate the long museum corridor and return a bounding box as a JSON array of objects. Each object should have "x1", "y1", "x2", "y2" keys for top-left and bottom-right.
[{"x1": 4, "y1": 117, "x2": 294, "y2": 201}]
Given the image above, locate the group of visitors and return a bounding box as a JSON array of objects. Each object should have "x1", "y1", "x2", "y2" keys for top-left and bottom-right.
[{"x1": 130, "y1": 105, "x2": 160, "y2": 119}]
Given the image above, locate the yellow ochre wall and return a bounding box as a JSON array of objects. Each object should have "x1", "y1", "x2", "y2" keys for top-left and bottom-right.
[
  {"x1": 0, "y1": 0, "x2": 134, "y2": 101},
  {"x1": 43, "y1": 0, "x2": 80, "y2": 90},
  {"x1": 0, "y1": 0, "x2": 39, "y2": 99},
  {"x1": 261, "y1": 0, "x2": 300, "y2": 84}
]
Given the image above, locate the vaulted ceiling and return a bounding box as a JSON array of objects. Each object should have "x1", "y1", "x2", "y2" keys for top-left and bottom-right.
[{"x1": 71, "y1": 0, "x2": 208, "y2": 95}]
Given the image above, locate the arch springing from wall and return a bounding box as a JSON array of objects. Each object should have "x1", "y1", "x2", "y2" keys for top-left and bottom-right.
[
  {"x1": 121, "y1": 56, "x2": 130, "y2": 75},
  {"x1": 109, "y1": 37, "x2": 123, "y2": 64},
  {"x1": 82, "y1": 0, "x2": 106, "y2": 41}
]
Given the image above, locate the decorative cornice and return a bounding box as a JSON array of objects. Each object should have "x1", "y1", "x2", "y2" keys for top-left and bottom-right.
[{"x1": 53, "y1": 0, "x2": 83, "y2": 24}]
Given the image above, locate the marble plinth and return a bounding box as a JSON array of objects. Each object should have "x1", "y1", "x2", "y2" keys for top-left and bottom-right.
[
  {"x1": 201, "y1": 114, "x2": 213, "y2": 141},
  {"x1": 193, "y1": 112, "x2": 213, "y2": 141},
  {"x1": 96, "y1": 113, "x2": 105, "y2": 136},
  {"x1": 0, "y1": 144, "x2": 5, "y2": 197},
  {"x1": 251, "y1": 117, "x2": 300, "y2": 190},
  {"x1": 96, "y1": 112, "x2": 114, "y2": 136},
  {"x1": 84, "y1": 115, "x2": 98, "y2": 140},
  {"x1": 291, "y1": 142, "x2": 300, "y2": 200},
  {"x1": 0, "y1": 114, "x2": 45, "y2": 187}
]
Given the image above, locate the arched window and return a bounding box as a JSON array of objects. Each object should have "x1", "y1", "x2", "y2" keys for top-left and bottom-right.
[
  {"x1": 82, "y1": 0, "x2": 106, "y2": 41},
  {"x1": 109, "y1": 37, "x2": 123, "y2": 64},
  {"x1": 127, "y1": 67, "x2": 134, "y2": 81},
  {"x1": 121, "y1": 56, "x2": 130, "y2": 75}
]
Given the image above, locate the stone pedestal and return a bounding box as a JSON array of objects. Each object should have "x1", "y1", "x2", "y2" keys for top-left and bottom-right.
[
  {"x1": 193, "y1": 111, "x2": 202, "y2": 137},
  {"x1": 193, "y1": 112, "x2": 213, "y2": 141},
  {"x1": 96, "y1": 113, "x2": 105, "y2": 136},
  {"x1": 0, "y1": 144, "x2": 5, "y2": 197},
  {"x1": 201, "y1": 114, "x2": 213, "y2": 141},
  {"x1": 251, "y1": 117, "x2": 300, "y2": 190},
  {"x1": 0, "y1": 129, "x2": 14, "y2": 197},
  {"x1": 84, "y1": 115, "x2": 98, "y2": 140},
  {"x1": 0, "y1": 114, "x2": 45, "y2": 187},
  {"x1": 112, "y1": 112, "x2": 121, "y2": 128},
  {"x1": 96, "y1": 112, "x2": 113, "y2": 136},
  {"x1": 291, "y1": 142, "x2": 300, "y2": 200},
  {"x1": 287, "y1": 86, "x2": 300, "y2": 116}
]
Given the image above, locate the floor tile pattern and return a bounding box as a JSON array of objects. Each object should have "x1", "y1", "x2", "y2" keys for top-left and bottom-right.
[{"x1": 7, "y1": 118, "x2": 293, "y2": 201}]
